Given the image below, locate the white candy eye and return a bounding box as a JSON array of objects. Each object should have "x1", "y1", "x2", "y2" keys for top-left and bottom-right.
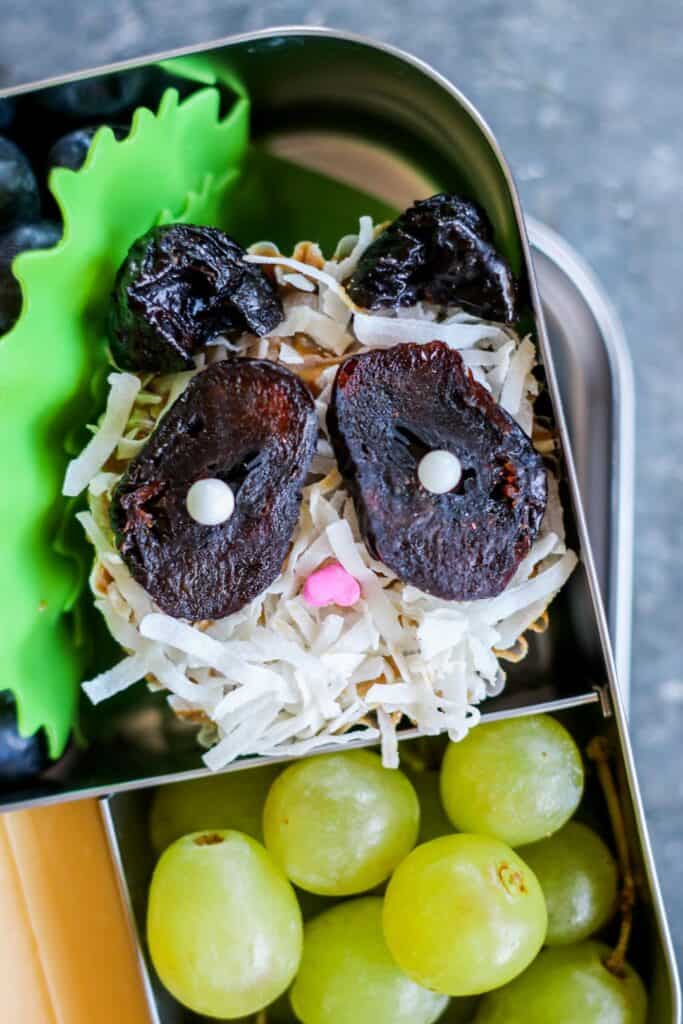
[
  {"x1": 418, "y1": 450, "x2": 463, "y2": 494},
  {"x1": 186, "y1": 478, "x2": 235, "y2": 526}
]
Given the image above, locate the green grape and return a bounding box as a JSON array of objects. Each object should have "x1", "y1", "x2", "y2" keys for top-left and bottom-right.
[
  {"x1": 263, "y1": 750, "x2": 419, "y2": 895},
  {"x1": 290, "y1": 897, "x2": 448, "y2": 1024},
  {"x1": 147, "y1": 830, "x2": 302, "y2": 1018},
  {"x1": 408, "y1": 768, "x2": 454, "y2": 843},
  {"x1": 383, "y1": 833, "x2": 547, "y2": 996},
  {"x1": 474, "y1": 942, "x2": 648, "y2": 1023},
  {"x1": 518, "y1": 821, "x2": 618, "y2": 945},
  {"x1": 440, "y1": 715, "x2": 584, "y2": 846},
  {"x1": 149, "y1": 763, "x2": 280, "y2": 853}
]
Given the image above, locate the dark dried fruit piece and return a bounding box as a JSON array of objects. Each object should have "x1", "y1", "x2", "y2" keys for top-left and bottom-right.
[
  {"x1": 348, "y1": 193, "x2": 518, "y2": 323},
  {"x1": 327, "y1": 341, "x2": 546, "y2": 600},
  {"x1": 109, "y1": 224, "x2": 283, "y2": 372},
  {"x1": 111, "y1": 359, "x2": 317, "y2": 620}
]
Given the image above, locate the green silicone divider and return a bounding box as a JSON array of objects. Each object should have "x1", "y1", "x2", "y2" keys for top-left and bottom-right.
[
  {"x1": 218, "y1": 148, "x2": 397, "y2": 254},
  {"x1": 0, "y1": 68, "x2": 250, "y2": 757},
  {"x1": 163, "y1": 148, "x2": 398, "y2": 250}
]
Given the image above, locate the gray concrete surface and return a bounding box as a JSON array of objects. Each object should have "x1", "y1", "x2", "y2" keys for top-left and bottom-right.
[{"x1": 2, "y1": 0, "x2": 681, "y2": 967}]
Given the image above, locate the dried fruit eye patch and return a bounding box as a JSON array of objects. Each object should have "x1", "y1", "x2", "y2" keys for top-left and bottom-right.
[
  {"x1": 111, "y1": 359, "x2": 317, "y2": 620},
  {"x1": 327, "y1": 341, "x2": 547, "y2": 601},
  {"x1": 64, "y1": 196, "x2": 577, "y2": 771}
]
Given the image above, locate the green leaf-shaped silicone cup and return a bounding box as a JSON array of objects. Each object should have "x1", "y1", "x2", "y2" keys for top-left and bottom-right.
[{"x1": 0, "y1": 73, "x2": 249, "y2": 757}]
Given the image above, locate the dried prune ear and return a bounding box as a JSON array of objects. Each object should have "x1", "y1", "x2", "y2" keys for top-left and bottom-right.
[
  {"x1": 348, "y1": 193, "x2": 518, "y2": 323},
  {"x1": 109, "y1": 224, "x2": 283, "y2": 372},
  {"x1": 111, "y1": 359, "x2": 317, "y2": 620},
  {"x1": 327, "y1": 341, "x2": 546, "y2": 600}
]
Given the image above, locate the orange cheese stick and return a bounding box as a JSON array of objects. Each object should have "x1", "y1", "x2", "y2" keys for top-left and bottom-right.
[{"x1": 0, "y1": 800, "x2": 151, "y2": 1024}]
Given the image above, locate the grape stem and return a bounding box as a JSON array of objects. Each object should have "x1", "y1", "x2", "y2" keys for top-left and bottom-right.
[{"x1": 586, "y1": 735, "x2": 635, "y2": 977}]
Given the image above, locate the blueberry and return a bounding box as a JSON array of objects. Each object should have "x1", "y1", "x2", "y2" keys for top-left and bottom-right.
[
  {"x1": 0, "y1": 97, "x2": 15, "y2": 132},
  {"x1": 0, "y1": 136, "x2": 40, "y2": 229},
  {"x1": 0, "y1": 220, "x2": 61, "y2": 334},
  {"x1": 35, "y1": 68, "x2": 149, "y2": 120},
  {"x1": 47, "y1": 123, "x2": 129, "y2": 173},
  {"x1": 0, "y1": 692, "x2": 49, "y2": 784}
]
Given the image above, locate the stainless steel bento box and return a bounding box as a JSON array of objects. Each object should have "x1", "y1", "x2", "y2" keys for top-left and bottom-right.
[
  {"x1": 0, "y1": 29, "x2": 634, "y2": 807},
  {"x1": 1, "y1": 25, "x2": 679, "y2": 1020}
]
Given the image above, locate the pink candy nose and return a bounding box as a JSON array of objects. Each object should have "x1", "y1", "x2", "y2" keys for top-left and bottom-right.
[{"x1": 302, "y1": 562, "x2": 362, "y2": 608}]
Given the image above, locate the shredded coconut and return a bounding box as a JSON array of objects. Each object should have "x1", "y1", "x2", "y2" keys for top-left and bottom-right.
[
  {"x1": 70, "y1": 217, "x2": 576, "y2": 770},
  {"x1": 244, "y1": 254, "x2": 357, "y2": 310},
  {"x1": 353, "y1": 312, "x2": 502, "y2": 351},
  {"x1": 63, "y1": 373, "x2": 140, "y2": 496}
]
